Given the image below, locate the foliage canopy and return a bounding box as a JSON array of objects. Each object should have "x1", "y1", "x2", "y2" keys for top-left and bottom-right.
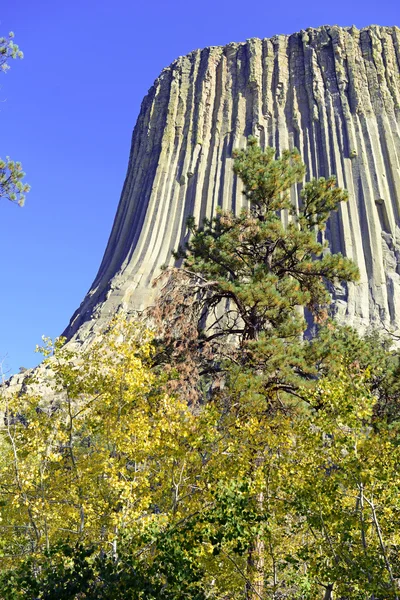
[
  {"x1": 0, "y1": 31, "x2": 30, "y2": 207},
  {"x1": 1, "y1": 139, "x2": 400, "y2": 599}
]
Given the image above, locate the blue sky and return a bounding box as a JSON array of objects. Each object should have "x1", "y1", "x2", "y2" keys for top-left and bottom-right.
[{"x1": 0, "y1": 0, "x2": 399, "y2": 375}]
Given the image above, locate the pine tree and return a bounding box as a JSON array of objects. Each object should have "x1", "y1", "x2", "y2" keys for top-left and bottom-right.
[
  {"x1": 152, "y1": 138, "x2": 361, "y2": 598},
  {"x1": 156, "y1": 137, "x2": 359, "y2": 399}
]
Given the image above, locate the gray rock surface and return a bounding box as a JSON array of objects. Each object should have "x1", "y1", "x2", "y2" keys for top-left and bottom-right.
[{"x1": 63, "y1": 25, "x2": 400, "y2": 343}]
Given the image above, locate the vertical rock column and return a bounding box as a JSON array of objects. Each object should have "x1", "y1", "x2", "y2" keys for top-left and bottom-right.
[{"x1": 63, "y1": 25, "x2": 400, "y2": 342}]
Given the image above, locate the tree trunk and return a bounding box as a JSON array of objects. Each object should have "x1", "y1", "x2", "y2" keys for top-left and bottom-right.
[{"x1": 245, "y1": 491, "x2": 264, "y2": 600}]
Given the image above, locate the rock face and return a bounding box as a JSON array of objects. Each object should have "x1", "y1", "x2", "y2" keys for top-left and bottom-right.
[{"x1": 64, "y1": 25, "x2": 400, "y2": 342}]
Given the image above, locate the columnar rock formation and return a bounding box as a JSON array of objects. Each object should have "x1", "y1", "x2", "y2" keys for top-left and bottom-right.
[{"x1": 64, "y1": 25, "x2": 400, "y2": 342}]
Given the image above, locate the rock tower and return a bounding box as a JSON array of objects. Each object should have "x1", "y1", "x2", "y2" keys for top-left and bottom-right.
[{"x1": 64, "y1": 25, "x2": 400, "y2": 342}]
